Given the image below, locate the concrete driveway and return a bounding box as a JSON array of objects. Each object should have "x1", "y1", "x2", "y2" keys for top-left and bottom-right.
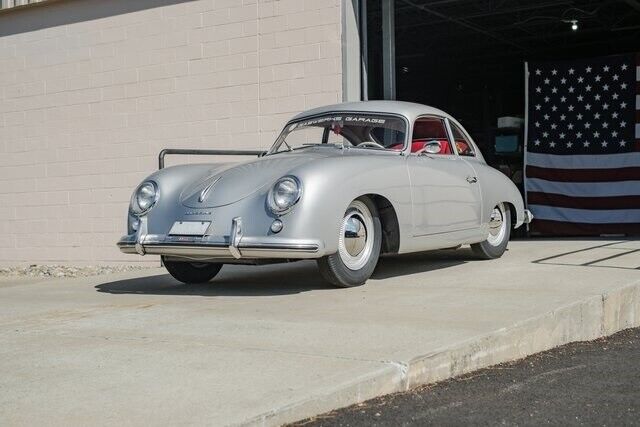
[{"x1": 0, "y1": 240, "x2": 638, "y2": 426}]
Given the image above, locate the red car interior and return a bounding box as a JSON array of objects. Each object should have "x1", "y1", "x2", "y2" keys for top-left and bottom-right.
[
  {"x1": 389, "y1": 118, "x2": 453, "y2": 154},
  {"x1": 455, "y1": 140, "x2": 472, "y2": 155},
  {"x1": 389, "y1": 139, "x2": 451, "y2": 154}
]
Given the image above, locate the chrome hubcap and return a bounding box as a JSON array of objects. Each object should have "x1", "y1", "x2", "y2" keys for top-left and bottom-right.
[
  {"x1": 344, "y1": 216, "x2": 367, "y2": 256},
  {"x1": 487, "y1": 203, "x2": 507, "y2": 246},
  {"x1": 488, "y1": 208, "x2": 503, "y2": 236},
  {"x1": 338, "y1": 201, "x2": 374, "y2": 271}
]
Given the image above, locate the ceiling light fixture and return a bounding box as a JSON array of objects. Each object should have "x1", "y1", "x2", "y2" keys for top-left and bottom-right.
[{"x1": 564, "y1": 19, "x2": 579, "y2": 31}]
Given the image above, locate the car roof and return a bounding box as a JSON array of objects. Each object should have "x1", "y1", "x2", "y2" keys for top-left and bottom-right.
[{"x1": 290, "y1": 101, "x2": 455, "y2": 123}]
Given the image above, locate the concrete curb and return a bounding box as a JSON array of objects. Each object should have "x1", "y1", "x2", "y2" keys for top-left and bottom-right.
[{"x1": 242, "y1": 281, "x2": 640, "y2": 427}]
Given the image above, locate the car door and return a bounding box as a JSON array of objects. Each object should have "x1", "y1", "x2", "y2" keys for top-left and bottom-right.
[
  {"x1": 407, "y1": 116, "x2": 482, "y2": 236},
  {"x1": 447, "y1": 119, "x2": 485, "y2": 223}
]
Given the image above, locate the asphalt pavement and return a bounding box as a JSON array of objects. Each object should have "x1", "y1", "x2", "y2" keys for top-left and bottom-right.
[{"x1": 292, "y1": 327, "x2": 640, "y2": 426}]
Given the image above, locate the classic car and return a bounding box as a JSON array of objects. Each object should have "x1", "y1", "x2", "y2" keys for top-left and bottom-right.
[{"x1": 118, "y1": 101, "x2": 532, "y2": 287}]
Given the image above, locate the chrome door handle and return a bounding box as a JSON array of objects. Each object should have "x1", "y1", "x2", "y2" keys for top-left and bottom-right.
[{"x1": 466, "y1": 176, "x2": 477, "y2": 184}]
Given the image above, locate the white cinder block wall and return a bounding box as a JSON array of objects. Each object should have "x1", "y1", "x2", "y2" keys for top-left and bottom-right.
[{"x1": 0, "y1": 0, "x2": 344, "y2": 265}]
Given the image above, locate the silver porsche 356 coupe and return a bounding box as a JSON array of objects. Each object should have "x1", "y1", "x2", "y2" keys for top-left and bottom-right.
[{"x1": 118, "y1": 101, "x2": 532, "y2": 287}]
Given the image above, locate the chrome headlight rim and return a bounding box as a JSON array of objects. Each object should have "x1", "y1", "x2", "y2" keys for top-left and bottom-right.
[
  {"x1": 268, "y1": 175, "x2": 302, "y2": 215},
  {"x1": 130, "y1": 180, "x2": 159, "y2": 216}
]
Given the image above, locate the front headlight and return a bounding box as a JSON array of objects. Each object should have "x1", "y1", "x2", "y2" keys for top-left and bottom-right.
[
  {"x1": 268, "y1": 176, "x2": 302, "y2": 214},
  {"x1": 130, "y1": 181, "x2": 158, "y2": 216}
]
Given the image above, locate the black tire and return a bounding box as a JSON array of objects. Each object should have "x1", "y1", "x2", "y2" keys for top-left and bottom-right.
[
  {"x1": 163, "y1": 257, "x2": 223, "y2": 284},
  {"x1": 471, "y1": 203, "x2": 511, "y2": 259},
  {"x1": 317, "y1": 197, "x2": 382, "y2": 287}
]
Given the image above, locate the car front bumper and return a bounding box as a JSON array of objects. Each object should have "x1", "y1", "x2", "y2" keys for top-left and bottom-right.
[{"x1": 117, "y1": 217, "x2": 322, "y2": 261}]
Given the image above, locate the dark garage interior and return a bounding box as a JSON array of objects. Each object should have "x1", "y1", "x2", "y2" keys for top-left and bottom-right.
[
  {"x1": 364, "y1": 0, "x2": 640, "y2": 163},
  {"x1": 361, "y1": 0, "x2": 640, "y2": 236}
]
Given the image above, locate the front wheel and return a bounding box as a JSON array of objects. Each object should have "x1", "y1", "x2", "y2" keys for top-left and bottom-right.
[
  {"x1": 471, "y1": 203, "x2": 511, "y2": 259},
  {"x1": 317, "y1": 197, "x2": 382, "y2": 287},
  {"x1": 163, "y1": 257, "x2": 223, "y2": 284}
]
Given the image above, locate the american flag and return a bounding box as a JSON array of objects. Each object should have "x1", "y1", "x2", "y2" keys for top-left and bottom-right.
[{"x1": 525, "y1": 53, "x2": 640, "y2": 235}]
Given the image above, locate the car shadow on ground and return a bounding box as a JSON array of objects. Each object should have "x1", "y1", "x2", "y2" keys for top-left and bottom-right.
[
  {"x1": 373, "y1": 248, "x2": 470, "y2": 279},
  {"x1": 95, "y1": 249, "x2": 473, "y2": 297},
  {"x1": 95, "y1": 261, "x2": 330, "y2": 297}
]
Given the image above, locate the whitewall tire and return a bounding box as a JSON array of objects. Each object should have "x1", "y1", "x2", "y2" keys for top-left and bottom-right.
[
  {"x1": 317, "y1": 197, "x2": 382, "y2": 287},
  {"x1": 471, "y1": 203, "x2": 511, "y2": 259}
]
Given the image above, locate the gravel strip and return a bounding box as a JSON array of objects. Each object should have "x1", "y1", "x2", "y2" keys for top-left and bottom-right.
[{"x1": 0, "y1": 265, "x2": 153, "y2": 279}]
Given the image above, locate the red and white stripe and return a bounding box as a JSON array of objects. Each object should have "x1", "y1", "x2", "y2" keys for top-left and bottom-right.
[{"x1": 525, "y1": 54, "x2": 640, "y2": 235}]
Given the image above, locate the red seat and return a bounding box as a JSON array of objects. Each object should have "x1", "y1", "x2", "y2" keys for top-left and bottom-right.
[
  {"x1": 411, "y1": 119, "x2": 452, "y2": 154},
  {"x1": 410, "y1": 139, "x2": 452, "y2": 154},
  {"x1": 389, "y1": 139, "x2": 452, "y2": 154}
]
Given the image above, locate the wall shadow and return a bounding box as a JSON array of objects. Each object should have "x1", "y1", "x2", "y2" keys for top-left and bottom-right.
[{"x1": 0, "y1": 0, "x2": 195, "y2": 37}]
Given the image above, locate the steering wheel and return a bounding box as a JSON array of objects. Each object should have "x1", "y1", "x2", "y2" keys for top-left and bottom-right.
[{"x1": 356, "y1": 141, "x2": 385, "y2": 149}]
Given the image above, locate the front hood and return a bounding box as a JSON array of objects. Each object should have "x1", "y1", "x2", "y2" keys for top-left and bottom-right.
[{"x1": 179, "y1": 153, "x2": 326, "y2": 208}]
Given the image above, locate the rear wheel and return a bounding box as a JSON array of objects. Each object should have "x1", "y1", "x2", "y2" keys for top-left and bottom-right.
[
  {"x1": 162, "y1": 257, "x2": 223, "y2": 284},
  {"x1": 471, "y1": 203, "x2": 511, "y2": 259},
  {"x1": 317, "y1": 197, "x2": 382, "y2": 287}
]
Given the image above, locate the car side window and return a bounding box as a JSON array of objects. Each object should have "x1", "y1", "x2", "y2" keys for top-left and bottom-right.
[
  {"x1": 450, "y1": 122, "x2": 476, "y2": 157},
  {"x1": 411, "y1": 118, "x2": 453, "y2": 155}
]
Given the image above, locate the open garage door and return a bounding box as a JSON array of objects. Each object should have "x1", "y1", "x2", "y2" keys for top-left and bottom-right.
[{"x1": 361, "y1": 0, "x2": 640, "y2": 236}]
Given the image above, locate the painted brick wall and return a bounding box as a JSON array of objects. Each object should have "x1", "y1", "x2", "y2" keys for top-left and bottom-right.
[
  {"x1": 0, "y1": 0, "x2": 343, "y2": 265},
  {"x1": 1, "y1": 0, "x2": 48, "y2": 11}
]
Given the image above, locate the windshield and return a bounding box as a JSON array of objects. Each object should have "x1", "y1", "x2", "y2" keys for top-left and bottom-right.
[{"x1": 269, "y1": 113, "x2": 407, "y2": 154}]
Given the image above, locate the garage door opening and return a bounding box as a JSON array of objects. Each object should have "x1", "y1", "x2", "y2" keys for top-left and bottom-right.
[{"x1": 361, "y1": 0, "x2": 640, "y2": 235}]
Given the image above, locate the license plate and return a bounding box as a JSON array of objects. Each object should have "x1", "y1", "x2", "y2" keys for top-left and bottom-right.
[{"x1": 168, "y1": 221, "x2": 211, "y2": 236}]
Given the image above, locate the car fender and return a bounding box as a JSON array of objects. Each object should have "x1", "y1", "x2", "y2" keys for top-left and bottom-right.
[
  {"x1": 472, "y1": 162, "x2": 526, "y2": 228},
  {"x1": 282, "y1": 153, "x2": 412, "y2": 254}
]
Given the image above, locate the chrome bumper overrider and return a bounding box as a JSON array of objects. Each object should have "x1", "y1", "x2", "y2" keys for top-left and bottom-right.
[
  {"x1": 117, "y1": 217, "x2": 321, "y2": 260},
  {"x1": 523, "y1": 209, "x2": 534, "y2": 224}
]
